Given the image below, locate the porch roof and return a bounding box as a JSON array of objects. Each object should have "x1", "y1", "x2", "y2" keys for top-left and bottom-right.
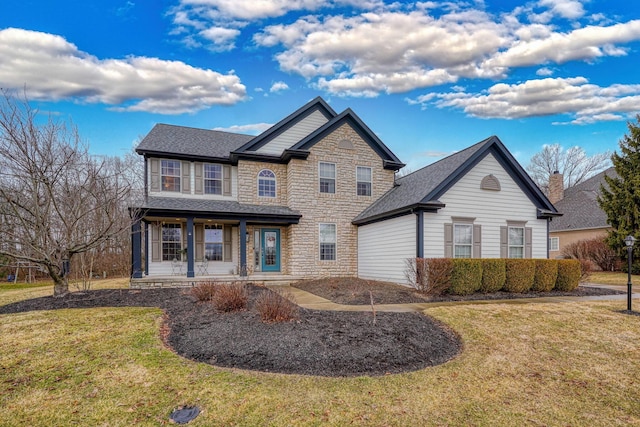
[{"x1": 133, "y1": 196, "x2": 301, "y2": 223}]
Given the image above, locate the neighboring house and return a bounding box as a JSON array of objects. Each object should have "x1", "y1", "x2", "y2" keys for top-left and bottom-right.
[
  {"x1": 548, "y1": 168, "x2": 616, "y2": 257},
  {"x1": 130, "y1": 97, "x2": 560, "y2": 285}
]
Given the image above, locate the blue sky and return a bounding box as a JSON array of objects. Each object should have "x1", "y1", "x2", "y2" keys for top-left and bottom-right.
[{"x1": 1, "y1": 0, "x2": 639, "y2": 171}]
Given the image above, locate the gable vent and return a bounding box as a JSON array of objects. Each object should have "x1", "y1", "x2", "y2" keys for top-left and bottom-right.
[
  {"x1": 338, "y1": 138, "x2": 354, "y2": 149},
  {"x1": 481, "y1": 174, "x2": 501, "y2": 191}
]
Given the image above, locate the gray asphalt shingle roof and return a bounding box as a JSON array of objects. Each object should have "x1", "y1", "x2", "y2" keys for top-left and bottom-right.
[
  {"x1": 353, "y1": 137, "x2": 493, "y2": 223},
  {"x1": 550, "y1": 167, "x2": 616, "y2": 231},
  {"x1": 135, "y1": 124, "x2": 254, "y2": 159},
  {"x1": 135, "y1": 196, "x2": 301, "y2": 218}
]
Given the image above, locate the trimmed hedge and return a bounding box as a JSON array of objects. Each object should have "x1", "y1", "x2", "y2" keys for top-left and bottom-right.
[
  {"x1": 555, "y1": 259, "x2": 581, "y2": 291},
  {"x1": 503, "y1": 259, "x2": 536, "y2": 293},
  {"x1": 480, "y1": 259, "x2": 506, "y2": 293},
  {"x1": 448, "y1": 259, "x2": 483, "y2": 295},
  {"x1": 532, "y1": 259, "x2": 558, "y2": 292}
]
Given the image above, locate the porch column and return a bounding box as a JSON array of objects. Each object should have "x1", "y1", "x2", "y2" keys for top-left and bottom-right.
[
  {"x1": 416, "y1": 210, "x2": 424, "y2": 258},
  {"x1": 186, "y1": 216, "x2": 195, "y2": 278},
  {"x1": 239, "y1": 219, "x2": 247, "y2": 276},
  {"x1": 144, "y1": 221, "x2": 149, "y2": 276},
  {"x1": 131, "y1": 217, "x2": 143, "y2": 279}
]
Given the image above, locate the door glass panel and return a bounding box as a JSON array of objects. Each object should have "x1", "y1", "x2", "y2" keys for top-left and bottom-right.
[{"x1": 264, "y1": 231, "x2": 277, "y2": 266}]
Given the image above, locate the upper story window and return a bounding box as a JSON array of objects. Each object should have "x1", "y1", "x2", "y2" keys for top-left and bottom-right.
[
  {"x1": 258, "y1": 169, "x2": 276, "y2": 198},
  {"x1": 162, "y1": 223, "x2": 182, "y2": 261},
  {"x1": 356, "y1": 166, "x2": 372, "y2": 196},
  {"x1": 454, "y1": 224, "x2": 473, "y2": 258},
  {"x1": 508, "y1": 226, "x2": 525, "y2": 258},
  {"x1": 161, "y1": 160, "x2": 181, "y2": 192},
  {"x1": 204, "y1": 164, "x2": 222, "y2": 195},
  {"x1": 319, "y1": 162, "x2": 336, "y2": 194}
]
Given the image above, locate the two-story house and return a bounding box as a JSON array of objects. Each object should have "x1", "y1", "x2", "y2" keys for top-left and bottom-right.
[{"x1": 130, "y1": 97, "x2": 560, "y2": 286}]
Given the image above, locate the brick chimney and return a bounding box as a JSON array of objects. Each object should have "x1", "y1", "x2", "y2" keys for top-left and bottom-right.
[{"x1": 548, "y1": 170, "x2": 564, "y2": 204}]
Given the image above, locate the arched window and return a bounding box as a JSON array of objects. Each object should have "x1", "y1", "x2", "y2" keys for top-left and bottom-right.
[{"x1": 258, "y1": 169, "x2": 276, "y2": 197}]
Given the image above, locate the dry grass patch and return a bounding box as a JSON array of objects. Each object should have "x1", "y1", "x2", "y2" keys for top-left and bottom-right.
[
  {"x1": 2, "y1": 284, "x2": 640, "y2": 426},
  {"x1": 589, "y1": 271, "x2": 639, "y2": 286}
]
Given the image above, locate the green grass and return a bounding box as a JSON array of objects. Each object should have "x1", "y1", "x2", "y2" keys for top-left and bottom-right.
[{"x1": 1, "y1": 284, "x2": 640, "y2": 426}]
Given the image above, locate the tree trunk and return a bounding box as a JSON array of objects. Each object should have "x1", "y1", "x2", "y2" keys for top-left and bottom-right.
[{"x1": 53, "y1": 275, "x2": 69, "y2": 297}]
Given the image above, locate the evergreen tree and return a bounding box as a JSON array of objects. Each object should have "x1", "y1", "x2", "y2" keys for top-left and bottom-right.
[{"x1": 598, "y1": 115, "x2": 640, "y2": 263}]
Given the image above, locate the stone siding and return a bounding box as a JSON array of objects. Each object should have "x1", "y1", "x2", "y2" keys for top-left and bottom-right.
[{"x1": 237, "y1": 160, "x2": 288, "y2": 206}]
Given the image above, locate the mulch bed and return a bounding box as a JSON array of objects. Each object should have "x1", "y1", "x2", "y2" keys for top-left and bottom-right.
[
  {"x1": 292, "y1": 277, "x2": 625, "y2": 305},
  {"x1": 0, "y1": 285, "x2": 462, "y2": 377}
]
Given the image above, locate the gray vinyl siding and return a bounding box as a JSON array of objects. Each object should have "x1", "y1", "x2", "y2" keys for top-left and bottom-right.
[
  {"x1": 357, "y1": 213, "x2": 416, "y2": 285},
  {"x1": 423, "y1": 153, "x2": 548, "y2": 259},
  {"x1": 256, "y1": 110, "x2": 329, "y2": 155}
]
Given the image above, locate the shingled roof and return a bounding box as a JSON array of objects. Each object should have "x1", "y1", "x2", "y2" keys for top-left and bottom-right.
[
  {"x1": 550, "y1": 167, "x2": 616, "y2": 232},
  {"x1": 354, "y1": 136, "x2": 558, "y2": 225},
  {"x1": 136, "y1": 124, "x2": 254, "y2": 161}
]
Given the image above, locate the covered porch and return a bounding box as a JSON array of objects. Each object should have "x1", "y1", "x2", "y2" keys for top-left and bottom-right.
[{"x1": 131, "y1": 197, "x2": 301, "y2": 282}]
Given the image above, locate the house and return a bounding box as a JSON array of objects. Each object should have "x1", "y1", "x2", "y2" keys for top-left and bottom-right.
[
  {"x1": 130, "y1": 97, "x2": 560, "y2": 286},
  {"x1": 548, "y1": 168, "x2": 616, "y2": 257}
]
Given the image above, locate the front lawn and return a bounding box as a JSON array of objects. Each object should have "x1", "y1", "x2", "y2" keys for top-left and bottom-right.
[{"x1": 1, "y1": 284, "x2": 639, "y2": 425}]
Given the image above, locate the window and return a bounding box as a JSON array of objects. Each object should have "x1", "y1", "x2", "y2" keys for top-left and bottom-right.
[
  {"x1": 204, "y1": 164, "x2": 222, "y2": 195},
  {"x1": 549, "y1": 237, "x2": 559, "y2": 251},
  {"x1": 204, "y1": 225, "x2": 223, "y2": 261},
  {"x1": 319, "y1": 223, "x2": 336, "y2": 261},
  {"x1": 356, "y1": 166, "x2": 372, "y2": 196},
  {"x1": 319, "y1": 162, "x2": 336, "y2": 193},
  {"x1": 454, "y1": 224, "x2": 473, "y2": 258},
  {"x1": 161, "y1": 160, "x2": 181, "y2": 192},
  {"x1": 508, "y1": 226, "x2": 525, "y2": 258},
  {"x1": 162, "y1": 223, "x2": 182, "y2": 261},
  {"x1": 258, "y1": 169, "x2": 276, "y2": 197}
]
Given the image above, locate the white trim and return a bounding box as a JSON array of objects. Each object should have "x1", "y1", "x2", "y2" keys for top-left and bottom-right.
[
  {"x1": 257, "y1": 169, "x2": 277, "y2": 198},
  {"x1": 356, "y1": 165, "x2": 372, "y2": 197},
  {"x1": 203, "y1": 163, "x2": 223, "y2": 195},
  {"x1": 549, "y1": 236, "x2": 559, "y2": 252},
  {"x1": 161, "y1": 159, "x2": 181, "y2": 192},
  {"x1": 319, "y1": 161, "x2": 336, "y2": 194},
  {"x1": 319, "y1": 223, "x2": 337, "y2": 261}
]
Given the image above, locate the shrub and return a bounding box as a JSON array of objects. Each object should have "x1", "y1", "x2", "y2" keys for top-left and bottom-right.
[
  {"x1": 448, "y1": 259, "x2": 483, "y2": 295},
  {"x1": 562, "y1": 237, "x2": 619, "y2": 271},
  {"x1": 212, "y1": 282, "x2": 248, "y2": 312},
  {"x1": 255, "y1": 288, "x2": 299, "y2": 322},
  {"x1": 190, "y1": 281, "x2": 218, "y2": 302},
  {"x1": 480, "y1": 259, "x2": 505, "y2": 293},
  {"x1": 555, "y1": 259, "x2": 581, "y2": 291},
  {"x1": 532, "y1": 259, "x2": 558, "y2": 292},
  {"x1": 405, "y1": 258, "x2": 453, "y2": 295},
  {"x1": 503, "y1": 259, "x2": 535, "y2": 293}
]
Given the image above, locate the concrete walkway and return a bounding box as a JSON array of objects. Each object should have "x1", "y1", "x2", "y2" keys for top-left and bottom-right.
[{"x1": 270, "y1": 283, "x2": 639, "y2": 313}]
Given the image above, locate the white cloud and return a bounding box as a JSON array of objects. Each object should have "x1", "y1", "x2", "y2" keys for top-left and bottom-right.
[
  {"x1": 0, "y1": 28, "x2": 246, "y2": 114},
  {"x1": 536, "y1": 67, "x2": 554, "y2": 76},
  {"x1": 212, "y1": 122, "x2": 273, "y2": 134},
  {"x1": 538, "y1": 0, "x2": 585, "y2": 20},
  {"x1": 199, "y1": 26, "x2": 241, "y2": 51},
  {"x1": 269, "y1": 81, "x2": 289, "y2": 92},
  {"x1": 407, "y1": 77, "x2": 640, "y2": 124}
]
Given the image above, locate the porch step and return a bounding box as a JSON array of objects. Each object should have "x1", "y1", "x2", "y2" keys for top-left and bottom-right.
[{"x1": 130, "y1": 274, "x2": 303, "y2": 289}]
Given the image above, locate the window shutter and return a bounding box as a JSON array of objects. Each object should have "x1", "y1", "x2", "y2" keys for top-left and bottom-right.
[
  {"x1": 444, "y1": 223, "x2": 453, "y2": 258},
  {"x1": 182, "y1": 161, "x2": 191, "y2": 194},
  {"x1": 500, "y1": 226, "x2": 508, "y2": 258},
  {"x1": 151, "y1": 223, "x2": 161, "y2": 262},
  {"x1": 195, "y1": 224, "x2": 204, "y2": 260},
  {"x1": 223, "y1": 165, "x2": 231, "y2": 196},
  {"x1": 473, "y1": 225, "x2": 482, "y2": 258},
  {"x1": 194, "y1": 163, "x2": 203, "y2": 195},
  {"x1": 150, "y1": 158, "x2": 160, "y2": 192},
  {"x1": 525, "y1": 227, "x2": 533, "y2": 259},
  {"x1": 223, "y1": 226, "x2": 232, "y2": 262}
]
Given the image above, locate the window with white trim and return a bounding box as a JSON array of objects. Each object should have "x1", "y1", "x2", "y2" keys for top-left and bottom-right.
[
  {"x1": 204, "y1": 224, "x2": 223, "y2": 261},
  {"x1": 454, "y1": 224, "x2": 473, "y2": 258},
  {"x1": 319, "y1": 162, "x2": 336, "y2": 194},
  {"x1": 356, "y1": 166, "x2": 372, "y2": 196},
  {"x1": 162, "y1": 223, "x2": 182, "y2": 261},
  {"x1": 508, "y1": 226, "x2": 525, "y2": 258},
  {"x1": 319, "y1": 223, "x2": 336, "y2": 261},
  {"x1": 204, "y1": 164, "x2": 222, "y2": 195},
  {"x1": 161, "y1": 160, "x2": 181, "y2": 192},
  {"x1": 549, "y1": 237, "x2": 559, "y2": 251},
  {"x1": 258, "y1": 169, "x2": 276, "y2": 197}
]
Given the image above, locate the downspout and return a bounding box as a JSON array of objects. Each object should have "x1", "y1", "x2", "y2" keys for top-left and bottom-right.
[{"x1": 416, "y1": 209, "x2": 424, "y2": 258}]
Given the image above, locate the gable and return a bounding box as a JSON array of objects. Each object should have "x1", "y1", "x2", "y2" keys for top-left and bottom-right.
[{"x1": 255, "y1": 108, "x2": 330, "y2": 155}]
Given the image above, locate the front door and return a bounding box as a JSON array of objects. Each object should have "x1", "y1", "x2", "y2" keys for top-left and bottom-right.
[{"x1": 261, "y1": 229, "x2": 280, "y2": 272}]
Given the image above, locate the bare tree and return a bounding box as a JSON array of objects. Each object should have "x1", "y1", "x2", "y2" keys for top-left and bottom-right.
[
  {"x1": 526, "y1": 143, "x2": 611, "y2": 194},
  {"x1": 0, "y1": 90, "x2": 136, "y2": 296}
]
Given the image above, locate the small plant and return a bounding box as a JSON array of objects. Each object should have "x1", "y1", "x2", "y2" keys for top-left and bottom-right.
[
  {"x1": 212, "y1": 282, "x2": 248, "y2": 312},
  {"x1": 448, "y1": 259, "x2": 482, "y2": 295},
  {"x1": 503, "y1": 259, "x2": 535, "y2": 293},
  {"x1": 480, "y1": 259, "x2": 506, "y2": 293},
  {"x1": 255, "y1": 288, "x2": 298, "y2": 322},
  {"x1": 555, "y1": 259, "x2": 581, "y2": 291},
  {"x1": 532, "y1": 259, "x2": 558, "y2": 292},
  {"x1": 190, "y1": 281, "x2": 218, "y2": 302},
  {"x1": 404, "y1": 258, "x2": 452, "y2": 295}
]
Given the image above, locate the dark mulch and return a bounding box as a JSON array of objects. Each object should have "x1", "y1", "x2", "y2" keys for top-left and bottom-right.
[
  {"x1": 292, "y1": 277, "x2": 625, "y2": 305},
  {"x1": 0, "y1": 285, "x2": 462, "y2": 377}
]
